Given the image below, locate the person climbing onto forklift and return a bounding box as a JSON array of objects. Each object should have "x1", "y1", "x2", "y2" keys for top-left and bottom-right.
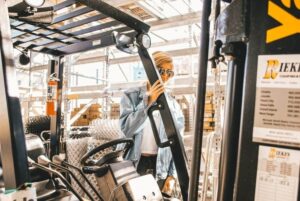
[{"x1": 119, "y1": 51, "x2": 185, "y2": 195}]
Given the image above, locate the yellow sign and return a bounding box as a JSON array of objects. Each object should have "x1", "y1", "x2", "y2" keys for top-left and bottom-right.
[
  {"x1": 262, "y1": 58, "x2": 300, "y2": 79},
  {"x1": 268, "y1": 147, "x2": 277, "y2": 159},
  {"x1": 268, "y1": 147, "x2": 290, "y2": 159},
  {"x1": 267, "y1": 0, "x2": 300, "y2": 43},
  {"x1": 263, "y1": 59, "x2": 279, "y2": 79},
  {"x1": 281, "y1": 0, "x2": 300, "y2": 9}
]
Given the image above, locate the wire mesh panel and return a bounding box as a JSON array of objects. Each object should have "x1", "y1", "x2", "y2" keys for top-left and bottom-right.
[
  {"x1": 89, "y1": 119, "x2": 124, "y2": 140},
  {"x1": 85, "y1": 119, "x2": 125, "y2": 199},
  {"x1": 66, "y1": 119, "x2": 125, "y2": 200},
  {"x1": 84, "y1": 137, "x2": 107, "y2": 200},
  {"x1": 25, "y1": 115, "x2": 51, "y2": 135},
  {"x1": 66, "y1": 137, "x2": 90, "y2": 199}
]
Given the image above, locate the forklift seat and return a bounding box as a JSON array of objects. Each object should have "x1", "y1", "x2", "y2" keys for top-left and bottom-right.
[
  {"x1": 0, "y1": 134, "x2": 50, "y2": 188},
  {"x1": 25, "y1": 134, "x2": 51, "y2": 182}
]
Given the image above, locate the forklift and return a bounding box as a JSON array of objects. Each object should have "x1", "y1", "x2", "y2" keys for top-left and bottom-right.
[
  {"x1": 0, "y1": 0, "x2": 299, "y2": 201},
  {"x1": 0, "y1": 0, "x2": 188, "y2": 200}
]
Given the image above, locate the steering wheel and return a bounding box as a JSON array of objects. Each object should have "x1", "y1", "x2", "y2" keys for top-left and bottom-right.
[{"x1": 80, "y1": 138, "x2": 133, "y2": 167}]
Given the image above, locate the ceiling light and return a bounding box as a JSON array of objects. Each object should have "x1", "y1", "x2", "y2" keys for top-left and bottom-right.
[
  {"x1": 19, "y1": 52, "x2": 30, "y2": 66},
  {"x1": 113, "y1": 31, "x2": 138, "y2": 54},
  {"x1": 24, "y1": 0, "x2": 45, "y2": 8},
  {"x1": 137, "y1": 33, "x2": 151, "y2": 49}
]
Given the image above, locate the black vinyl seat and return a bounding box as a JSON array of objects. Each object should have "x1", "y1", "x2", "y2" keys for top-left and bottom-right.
[
  {"x1": 26, "y1": 133, "x2": 47, "y2": 162},
  {"x1": 0, "y1": 134, "x2": 50, "y2": 187},
  {"x1": 25, "y1": 134, "x2": 62, "y2": 200},
  {"x1": 25, "y1": 134, "x2": 51, "y2": 182}
]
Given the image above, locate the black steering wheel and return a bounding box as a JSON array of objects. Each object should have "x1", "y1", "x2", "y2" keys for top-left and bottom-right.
[{"x1": 80, "y1": 138, "x2": 133, "y2": 167}]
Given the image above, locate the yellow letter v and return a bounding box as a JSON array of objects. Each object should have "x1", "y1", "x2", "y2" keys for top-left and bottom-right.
[{"x1": 266, "y1": 1, "x2": 300, "y2": 43}]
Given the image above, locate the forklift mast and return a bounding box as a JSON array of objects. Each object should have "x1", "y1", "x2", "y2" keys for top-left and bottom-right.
[
  {"x1": 207, "y1": 0, "x2": 300, "y2": 200},
  {"x1": 234, "y1": 0, "x2": 300, "y2": 200}
]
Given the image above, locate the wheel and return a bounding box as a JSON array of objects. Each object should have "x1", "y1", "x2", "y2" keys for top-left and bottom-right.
[{"x1": 80, "y1": 138, "x2": 133, "y2": 167}]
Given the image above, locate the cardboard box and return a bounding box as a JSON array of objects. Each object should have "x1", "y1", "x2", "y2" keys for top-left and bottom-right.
[{"x1": 90, "y1": 103, "x2": 101, "y2": 109}]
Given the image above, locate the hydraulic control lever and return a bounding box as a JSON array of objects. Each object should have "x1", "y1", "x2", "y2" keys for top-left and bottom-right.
[
  {"x1": 28, "y1": 156, "x2": 84, "y2": 201},
  {"x1": 38, "y1": 155, "x2": 94, "y2": 201},
  {"x1": 53, "y1": 154, "x2": 105, "y2": 201}
]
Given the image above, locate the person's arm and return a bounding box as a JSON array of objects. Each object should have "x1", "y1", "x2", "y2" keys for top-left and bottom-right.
[
  {"x1": 120, "y1": 81, "x2": 165, "y2": 138},
  {"x1": 119, "y1": 91, "x2": 149, "y2": 138}
]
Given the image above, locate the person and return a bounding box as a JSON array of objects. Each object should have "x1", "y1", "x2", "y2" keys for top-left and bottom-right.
[{"x1": 119, "y1": 51, "x2": 185, "y2": 192}]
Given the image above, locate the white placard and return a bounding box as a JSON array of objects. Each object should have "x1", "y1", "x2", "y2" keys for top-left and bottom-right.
[
  {"x1": 0, "y1": 187, "x2": 37, "y2": 201},
  {"x1": 254, "y1": 146, "x2": 300, "y2": 201},
  {"x1": 253, "y1": 54, "x2": 300, "y2": 147}
]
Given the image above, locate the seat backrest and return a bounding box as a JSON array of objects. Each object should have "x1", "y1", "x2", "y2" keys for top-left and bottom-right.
[
  {"x1": 25, "y1": 134, "x2": 50, "y2": 182},
  {"x1": 25, "y1": 133, "x2": 46, "y2": 162}
]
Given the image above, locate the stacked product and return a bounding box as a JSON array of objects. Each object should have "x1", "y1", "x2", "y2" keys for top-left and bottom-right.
[
  {"x1": 110, "y1": 103, "x2": 120, "y2": 119},
  {"x1": 71, "y1": 103, "x2": 102, "y2": 126},
  {"x1": 176, "y1": 96, "x2": 190, "y2": 132},
  {"x1": 203, "y1": 92, "x2": 215, "y2": 132}
]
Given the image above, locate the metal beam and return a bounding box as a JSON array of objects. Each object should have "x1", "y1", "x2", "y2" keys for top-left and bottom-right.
[
  {"x1": 106, "y1": 0, "x2": 141, "y2": 6},
  {"x1": 141, "y1": 1, "x2": 167, "y2": 19},
  {"x1": 19, "y1": 73, "x2": 225, "y2": 94},
  {"x1": 67, "y1": 74, "x2": 219, "y2": 92},
  {"x1": 135, "y1": 1, "x2": 161, "y2": 19},
  {"x1": 109, "y1": 47, "x2": 199, "y2": 64},
  {"x1": 67, "y1": 86, "x2": 200, "y2": 100},
  {"x1": 14, "y1": 14, "x2": 107, "y2": 47},
  {"x1": 51, "y1": 11, "x2": 201, "y2": 52},
  {"x1": 54, "y1": 29, "x2": 135, "y2": 55},
  {"x1": 76, "y1": 46, "x2": 198, "y2": 65},
  {"x1": 21, "y1": 85, "x2": 225, "y2": 101},
  {"x1": 21, "y1": 46, "x2": 199, "y2": 71},
  {"x1": 149, "y1": 12, "x2": 201, "y2": 31},
  {"x1": 16, "y1": 10, "x2": 200, "y2": 61},
  {"x1": 75, "y1": 38, "x2": 194, "y2": 64},
  {"x1": 12, "y1": 25, "x2": 72, "y2": 47},
  {"x1": 53, "y1": 0, "x2": 76, "y2": 11},
  {"x1": 22, "y1": 48, "x2": 199, "y2": 74},
  {"x1": 11, "y1": 7, "x2": 94, "y2": 40},
  {"x1": 77, "y1": 0, "x2": 150, "y2": 33},
  {"x1": 19, "y1": 73, "x2": 227, "y2": 101},
  {"x1": 34, "y1": 20, "x2": 122, "y2": 48}
]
